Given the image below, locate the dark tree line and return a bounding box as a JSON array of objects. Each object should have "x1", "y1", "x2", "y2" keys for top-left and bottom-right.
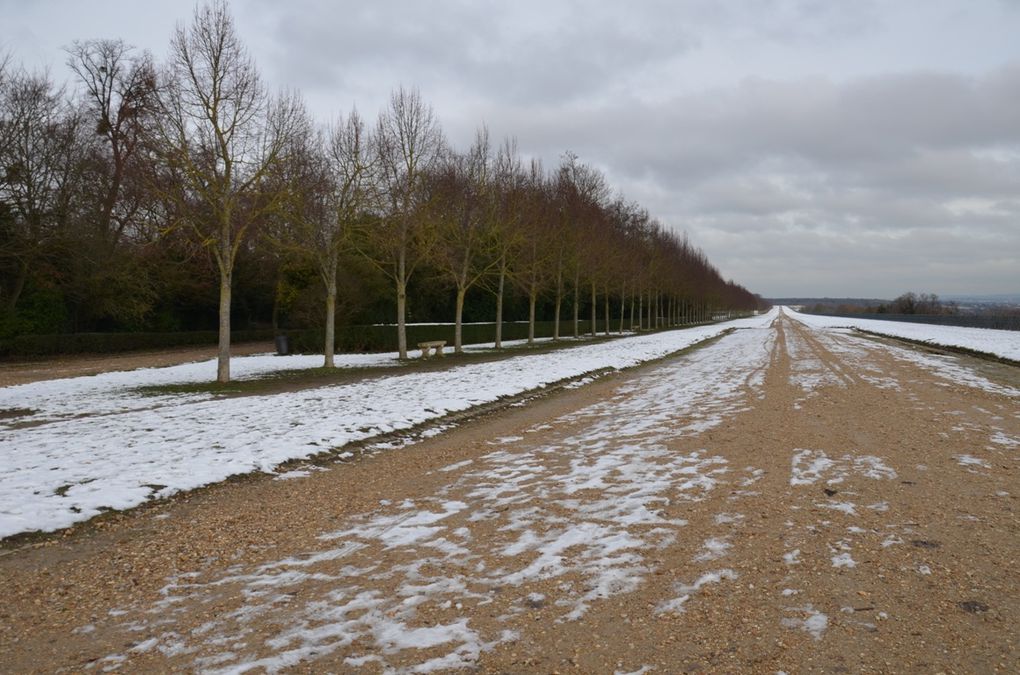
[
  {"x1": 805, "y1": 292, "x2": 958, "y2": 316},
  {"x1": 0, "y1": 1, "x2": 764, "y2": 381}
]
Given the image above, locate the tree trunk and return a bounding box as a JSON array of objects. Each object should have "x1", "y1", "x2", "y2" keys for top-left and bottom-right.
[
  {"x1": 637, "y1": 292, "x2": 643, "y2": 331},
  {"x1": 5, "y1": 258, "x2": 29, "y2": 314},
  {"x1": 603, "y1": 285, "x2": 610, "y2": 336},
  {"x1": 323, "y1": 255, "x2": 338, "y2": 368},
  {"x1": 324, "y1": 285, "x2": 337, "y2": 368},
  {"x1": 271, "y1": 272, "x2": 281, "y2": 334},
  {"x1": 553, "y1": 266, "x2": 563, "y2": 341},
  {"x1": 572, "y1": 272, "x2": 580, "y2": 338},
  {"x1": 618, "y1": 285, "x2": 626, "y2": 334},
  {"x1": 217, "y1": 271, "x2": 231, "y2": 383},
  {"x1": 528, "y1": 284, "x2": 537, "y2": 345},
  {"x1": 590, "y1": 281, "x2": 597, "y2": 336},
  {"x1": 454, "y1": 286, "x2": 466, "y2": 354},
  {"x1": 397, "y1": 248, "x2": 408, "y2": 359},
  {"x1": 629, "y1": 290, "x2": 635, "y2": 331},
  {"x1": 494, "y1": 264, "x2": 505, "y2": 349}
]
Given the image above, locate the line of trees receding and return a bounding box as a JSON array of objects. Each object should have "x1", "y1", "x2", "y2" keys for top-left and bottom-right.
[{"x1": 0, "y1": 1, "x2": 765, "y2": 381}]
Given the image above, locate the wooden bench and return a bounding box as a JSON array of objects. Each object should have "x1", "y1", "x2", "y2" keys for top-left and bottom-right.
[{"x1": 418, "y1": 340, "x2": 447, "y2": 359}]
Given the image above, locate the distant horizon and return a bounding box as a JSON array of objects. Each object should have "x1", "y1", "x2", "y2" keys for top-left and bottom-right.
[{"x1": 765, "y1": 293, "x2": 1020, "y2": 304}]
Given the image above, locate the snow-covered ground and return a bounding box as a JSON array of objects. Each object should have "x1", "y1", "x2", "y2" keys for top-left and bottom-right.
[
  {"x1": 0, "y1": 311, "x2": 777, "y2": 539},
  {"x1": 91, "y1": 319, "x2": 778, "y2": 672},
  {"x1": 0, "y1": 337, "x2": 558, "y2": 427},
  {"x1": 786, "y1": 307, "x2": 1020, "y2": 362}
]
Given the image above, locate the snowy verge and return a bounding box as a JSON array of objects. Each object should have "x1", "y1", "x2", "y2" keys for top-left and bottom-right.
[
  {"x1": 0, "y1": 337, "x2": 563, "y2": 428},
  {"x1": 0, "y1": 310, "x2": 777, "y2": 539},
  {"x1": 785, "y1": 307, "x2": 1020, "y2": 363}
]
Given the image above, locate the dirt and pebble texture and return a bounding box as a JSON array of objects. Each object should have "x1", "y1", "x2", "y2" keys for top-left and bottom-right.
[
  {"x1": 0, "y1": 342, "x2": 277, "y2": 388},
  {"x1": 1, "y1": 314, "x2": 1018, "y2": 673}
]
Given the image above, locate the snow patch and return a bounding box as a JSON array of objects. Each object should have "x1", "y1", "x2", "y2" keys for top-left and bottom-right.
[
  {"x1": 781, "y1": 605, "x2": 829, "y2": 640},
  {"x1": 656, "y1": 569, "x2": 738, "y2": 614},
  {"x1": 955, "y1": 454, "x2": 990, "y2": 469},
  {"x1": 791, "y1": 449, "x2": 896, "y2": 486},
  {"x1": 693, "y1": 537, "x2": 731, "y2": 562}
]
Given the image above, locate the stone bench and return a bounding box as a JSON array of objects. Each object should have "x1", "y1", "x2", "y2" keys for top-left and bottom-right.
[{"x1": 418, "y1": 340, "x2": 447, "y2": 359}]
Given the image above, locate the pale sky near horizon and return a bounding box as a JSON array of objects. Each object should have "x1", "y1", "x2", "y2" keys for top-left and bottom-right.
[{"x1": 3, "y1": 0, "x2": 1018, "y2": 299}]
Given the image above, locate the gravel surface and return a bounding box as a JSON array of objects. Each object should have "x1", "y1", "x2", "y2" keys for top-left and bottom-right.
[{"x1": 1, "y1": 313, "x2": 1017, "y2": 673}]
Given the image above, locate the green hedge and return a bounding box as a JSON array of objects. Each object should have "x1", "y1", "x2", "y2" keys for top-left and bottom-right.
[
  {"x1": 0, "y1": 317, "x2": 712, "y2": 359},
  {"x1": 0, "y1": 329, "x2": 278, "y2": 359},
  {"x1": 287, "y1": 320, "x2": 615, "y2": 354}
]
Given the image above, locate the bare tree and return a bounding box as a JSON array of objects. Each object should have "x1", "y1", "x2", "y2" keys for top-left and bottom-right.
[
  {"x1": 512, "y1": 159, "x2": 554, "y2": 344},
  {"x1": 485, "y1": 137, "x2": 526, "y2": 348},
  {"x1": 367, "y1": 86, "x2": 443, "y2": 359},
  {"x1": 0, "y1": 67, "x2": 85, "y2": 314},
  {"x1": 63, "y1": 40, "x2": 159, "y2": 329},
  {"x1": 152, "y1": 0, "x2": 299, "y2": 382},
  {"x1": 273, "y1": 105, "x2": 374, "y2": 367},
  {"x1": 66, "y1": 39, "x2": 156, "y2": 248},
  {"x1": 429, "y1": 128, "x2": 496, "y2": 353},
  {"x1": 556, "y1": 153, "x2": 608, "y2": 338}
]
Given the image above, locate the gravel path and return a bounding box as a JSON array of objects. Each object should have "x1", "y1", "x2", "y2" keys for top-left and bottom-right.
[{"x1": 1, "y1": 313, "x2": 1017, "y2": 673}]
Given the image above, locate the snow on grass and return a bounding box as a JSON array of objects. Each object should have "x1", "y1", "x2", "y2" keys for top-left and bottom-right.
[
  {"x1": 785, "y1": 307, "x2": 1020, "y2": 362},
  {"x1": 0, "y1": 311, "x2": 777, "y2": 539},
  {"x1": 0, "y1": 337, "x2": 567, "y2": 431},
  {"x1": 0, "y1": 351, "x2": 400, "y2": 428}
]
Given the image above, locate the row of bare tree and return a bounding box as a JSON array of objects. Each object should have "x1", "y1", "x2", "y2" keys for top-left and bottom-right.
[{"x1": 0, "y1": 1, "x2": 763, "y2": 382}]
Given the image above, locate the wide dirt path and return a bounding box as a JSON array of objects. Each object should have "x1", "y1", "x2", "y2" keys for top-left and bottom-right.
[{"x1": 2, "y1": 312, "x2": 1018, "y2": 673}]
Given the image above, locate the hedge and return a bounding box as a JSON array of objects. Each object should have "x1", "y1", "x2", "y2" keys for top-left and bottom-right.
[
  {"x1": 0, "y1": 329, "x2": 278, "y2": 359},
  {"x1": 286, "y1": 320, "x2": 616, "y2": 354},
  {"x1": 1, "y1": 318, "x2": 716, "y2": 359}
]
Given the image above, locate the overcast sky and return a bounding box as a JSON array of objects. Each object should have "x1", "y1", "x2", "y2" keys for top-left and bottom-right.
[{"x1": 3, "y1": 0, "x2": 1018, "y2": 298}]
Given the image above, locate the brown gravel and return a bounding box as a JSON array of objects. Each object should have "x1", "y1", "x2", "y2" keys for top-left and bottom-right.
[{"x1": 1, "y1": 314, "x2": 1017, "y2": 673}]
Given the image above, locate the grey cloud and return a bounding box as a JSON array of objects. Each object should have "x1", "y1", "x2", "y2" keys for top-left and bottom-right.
[
  {"x1": 203, "y1": 0, "x2": 1020, "y2": 300},
  {"x1": 252, "y1": 0, "x2": 698, "y2": 106},
  {"x1": 15, "y1": 0, "x2": 1011, "y2": 298}
]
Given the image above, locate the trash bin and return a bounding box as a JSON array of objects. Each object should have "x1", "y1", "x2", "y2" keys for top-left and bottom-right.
[{"x1": 275, "y1": 334, "x2": 289, "y2": 356}]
